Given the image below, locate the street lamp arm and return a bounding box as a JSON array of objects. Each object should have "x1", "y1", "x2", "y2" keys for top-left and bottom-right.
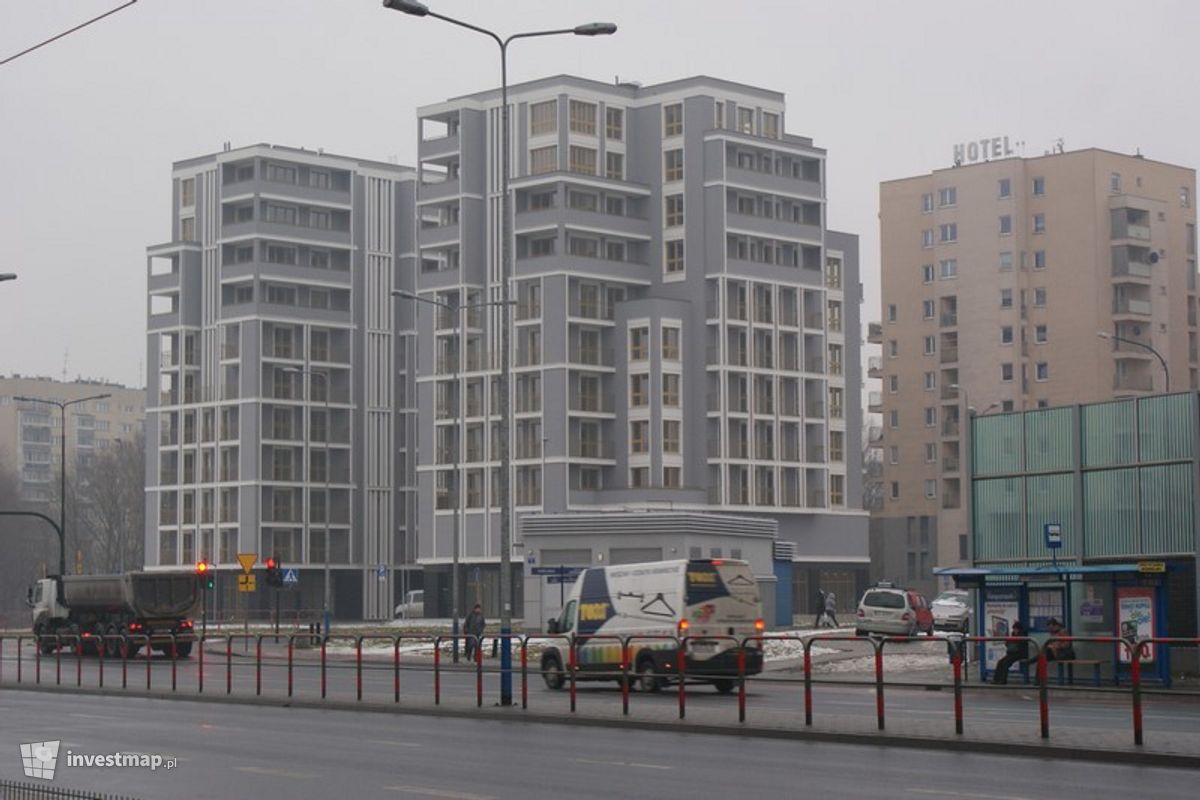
[
  {"x1": 0, "y1": 510, "x2": 66, "y2": 577},
  {"x1": 1098, "y1": 332, "x2": 1170, "y2": 392}
]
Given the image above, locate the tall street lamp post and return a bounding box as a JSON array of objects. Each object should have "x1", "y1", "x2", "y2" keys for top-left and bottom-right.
[
  {"x1": 283, "y1": 367, "x2": 332, "y2": 639},
  {"x1": 14, "y1": 392, "x2": 111, "y2": 574},
  {"x1": 1096, "y1": 330, "x2": 1170, "y2": 392},
  {"x1": 393, "y1": 289, "x2": 513, "y2": 662},
  {"x1": 384, "y1": 0, "x2": 615, "y2": 706},
  {"x1": 0, "y1": 273, "x2": 16, "y2": 282}
]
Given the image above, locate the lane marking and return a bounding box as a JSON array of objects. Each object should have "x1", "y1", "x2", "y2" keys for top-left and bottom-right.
[
  {"x1": 907, "y1": 789, "x2": 1035, "y2": 800},
  {"x1": 236, "y1": 766, "x2": 316, "y2": 780},
  {"x1": 383, "y1": 786, "x2": 495, "y2": 799},
  {"x1": 369, "y1": 739, "x2": 422, "y2": 748},
  {"x1": 68, "y1": 713, "x2": 121, "y2": 721},
  {"x1": 573, "y1": 757, "x2": 673, "y2": 770}
]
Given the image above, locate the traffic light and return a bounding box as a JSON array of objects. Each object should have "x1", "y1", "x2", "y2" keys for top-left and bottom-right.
[
  {"x1": 195, "y1": 560, "x2": 214, "y2": 591},
  {"x1": 265, "y1": 556, "x2": 282, "y2": 588}
]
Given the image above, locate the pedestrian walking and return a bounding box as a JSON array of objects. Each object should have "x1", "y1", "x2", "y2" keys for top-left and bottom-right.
[
  {"x1": 823, "y1": 590, "x2": 839, "y2": 628},
  {"x1": 463, "y1": 603, "x2": 486, "y2": 661},
  {"x1": 814, "y1": 588, "x2": 827, "y2": 628}
]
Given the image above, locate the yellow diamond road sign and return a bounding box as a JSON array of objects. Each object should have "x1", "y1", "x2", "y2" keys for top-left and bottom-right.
[{"x1": 237, "y1": 553, "x2": 257, "y2": 574}]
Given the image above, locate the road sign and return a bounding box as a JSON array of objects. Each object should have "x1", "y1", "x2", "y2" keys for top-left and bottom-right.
[
  {"x1": 237, "y1": 553, "x2": 257, "y2": 574},
  {"x1": 1043, "y1": 523, "x2": 1062, "y2": 549},
  {"x1": 531, "y1": 565, "x2": 584, "y2": 577},
  {"x1": 237, "y1": 574, "x2": 257, "y2": 592},
  {"x1": 376, "y1": 565, "x2": 387, "y2": 580},
  {"x1": 1138, "y1": 561, "x2": 1166, "y2": 574},
  {"x1": 547, "y1": 575, "x2": 578, "y2": 584},
  {"x1": 526, "y1": 554, "x2": 537, "y2": 566},
  {"x1": 282, "y1": 568, "x2": 299, "y2": 585}
]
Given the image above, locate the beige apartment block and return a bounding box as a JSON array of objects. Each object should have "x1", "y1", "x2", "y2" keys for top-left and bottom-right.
[
  {"x1": 870, "y1": 148, "x2": 1197, "y2": 593},
  {"x1": 0, "y1": 375, "x2": 145, "y2": 502}
]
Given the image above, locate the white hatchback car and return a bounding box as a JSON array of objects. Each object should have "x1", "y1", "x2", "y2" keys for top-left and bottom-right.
[
  {"x1": 855, "y1": 584, "x2": 935, "y2": 637},
  {"x1": 931, "y1": 589, "x2": 972, "y2": 633}
]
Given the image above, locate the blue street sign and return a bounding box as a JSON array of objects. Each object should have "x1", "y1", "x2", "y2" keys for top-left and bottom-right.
[
  {"x1": 376, "y1": 564, "x2": 387, "y2": 579},
  {"x1": 282, "y1": 568, "x2": 299, "y2": 585},
  {"x1": 1044, "y1": 523, "x2": 1063, "y2": 549},
  {"x1": 531, "y1": 566, "x2": 584, "y2": 577},
  {"x1": 547, "y1": 575, "x2": 578, "y2": 584}
]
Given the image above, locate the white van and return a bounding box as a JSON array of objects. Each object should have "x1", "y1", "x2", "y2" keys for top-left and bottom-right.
[{"x1": 541, "y1": 559, "x2": 764, "y2": 694}]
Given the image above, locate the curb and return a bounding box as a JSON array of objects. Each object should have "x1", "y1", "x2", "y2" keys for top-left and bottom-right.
[{"x1": 4, "y1": 682, "x2": 1197, "y2": 770}]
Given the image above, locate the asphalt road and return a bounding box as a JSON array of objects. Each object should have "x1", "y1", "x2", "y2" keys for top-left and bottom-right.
[{"x1": 1, "y1": 691, "x2": 1196, "y2": 800}]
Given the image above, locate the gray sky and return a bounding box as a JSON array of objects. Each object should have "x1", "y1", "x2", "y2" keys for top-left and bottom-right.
[{"x1": 2, "y1": 0, "x2": 1196, "y2": 388}]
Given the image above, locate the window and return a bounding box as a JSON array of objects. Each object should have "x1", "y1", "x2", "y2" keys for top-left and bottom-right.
[
  {"x1": 890, "y1": 481, "x2": 900, "y2": 500},
  {"x1": 568, "y1": 191, "x2": 598, "y2": 212},
  {"x1": 1001, "y1": 363, "x2": 1014, "y2": 382},
  {"x1": 888, "y1": 339, "x2": 898, "y2": 358},
  {"x1": 1110, "y1": 172, "x2": 1122, "y2": 193},
  {"x1": 888, "y1": 375, "x2": 899, "y2": 393},
  {"x1": 924, "y1": 371, "x2": 936, "y2": 390},
  {"x1": 714, "y1": 100, "x2": 725, "y2": 129},
  {"x1": 266, "y1": 245, "x2": 296, "y2": 264},
  {"x1": 1033, "y1": 213, "x2": 1046, "y2": 234},
  {"x1": 568, "y1": 236, "x2": 599, "y2": 258},
  {"x1": 925, "y1": 443, "x2": 938, "y2": 463},
  {"x1": 887, "y1": 303, "x2": 897, "y2": 323},
  {"x1": 939, "y1": 223, "x2": 957, "y2": 243},
  {"x1": 529, "y1": 237, "x2": 555, "y2": 258},
  {"x1": 762, "y1": 112, "x2": 779, "y2": 139},
  {"x1": 1034, "y1": 287, "x2": 1047, "y2": 306},
  {"x1": 922, "y1": 229, "x2": 934, "y2": 248},
  {"x1": 662, "y1": 373, "x2": 680, "y2": 406},
  {"x1": 921, "y1": 193, "x2": 934, "y2": 213},
  {"x1": 663, "y1": 420, "x2": 681, "y2": 453},
  {"x1": 998, "y1": 178, "x2": 1011, "y2": 198},
  {"x1": 665, "y1": 194, "x2": 684, "y2": 227},
  {"x1": 605, "y1": 107, "x2": 623, "y2": 140},
  {"x1": 309, "y1": 250, "x2": 329, "y2": 268},
  {"x1": 605, "y1": 152, "x2": 624, "y2": 180},
  {"x1": 630, "y1": 420, "x2": 649, "y2": 453},
  {"x1": 938, "y1": 187, "x2": 957, "y2": 207},
  {"x1": 999, "y1": 215, "x2": 1012, "y2": 235},
  {"x1": 664, "y1": 149, "x2": 684, "y2": 181},
  {"x1": 1035, "y1": 325, "x2": 1048, "y2": 343},
  {"x1": 569, "y1": 100, "x2": 596, "y2": 135},
  {"x1": 665, "y1": 239, "x2": 684, "y2": 273},
  {"x1": 266, "y1": 163, "x2": 296, "y2": 184},
  {"x1": 630, "y1": 374, "x2": 650, "y2": 407},
  {"x1": 922, "y1": 300, "x2": 935, "y2": 320},
  {"x1": 630, "y1": 467, "x2": 650, "y2": 488},
  {"x1": 569, "y1": 146, "x2": 597, "y2": 176},
  {"x1": 939, "y1": 259, "x2": 957, "y2": 279},
  {"x1": 1000, "y1": 288, "x2": 1013, "y2": 308},
  {"x1": 1182, "y1": 187, "x2": 1191, "y2": 209},
  {"x1": 1000, "y1": 325, "x2": 1014, "y2": 345},
  {"x1": 629, "y1": 326, "x2": 649, "y2": 360},
  {"x1": 530, "y1": 100, "x2": 556, "y2": 136},
  {"x1": 663, "y1": 466, "x2": 682, "y2": 488},
  {"x1": 180, "y1": 217, "x2": 195, "y2": 240},
  {"x1": 265, "y1": 204, "x2": 297, "y2": 224},
  {"x1": 1036, "y1": 362, "x2": 1049, "y2": 381},
  {"x1": 606, "y1": 195, "x2": 625, "y2": 216},
  {"x1": 889, "y1": 410, "x2": 899, "y2": 428},
  {"x1": 1002, "y1": 400, "x2": 1015, "y2": 412},
  {"x1": 180, "y1": 178, "x2": 195, "y2": 207},
  {"x1": 662, "y1": 327, "x2": 680, "y2": 360},
  {"x1": 1033, "y1": 176, "x2": 1045, "y2": 196},
  {"x1": 309, "y1": 170, "x2": 330, "y2": 189},
  {"x1": 923, "y1": 335, "x2": 936, "y2": 355},
  {"x1": 530, "y1": 146, "x2": 557, "y2": 175},
  {"x1": 309, "y1": 209, "x2": 330, "y2": 230},
  {"x1": 925, "y1": 480, "x2": 937, "y2": 499},
  {"x1": 889, "y1": 446, "x2": 899, "y2": 464},
  {"x1": 663, "y1": 103, "x2": 683, "y2": 137},
  {"x1": 999, "y1": 251, "x2": 1013, "y2": 271},
  {"x1": 925, "y1": 407, "x2": 937, "y2": 427},
  {"x1": 921, "y1": 264, "x2": 935, "y2": 284},
  {"x1": 1031, "y1": 250, "x2": 1047, "y2": 270},
  {"x1": 737, "y1": 107, "x2": 754, "y2": 134}
]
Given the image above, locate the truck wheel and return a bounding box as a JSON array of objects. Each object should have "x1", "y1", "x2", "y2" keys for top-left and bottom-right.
[
  {"x1": 712, "y1": 678, "x2": 735, "y2": 694},
  {"x1": 541, "y1": 654, "x2": 565, "y2": 690},
  {"x1": 35, "y1": 626, "x2": 56, "y2": 656},
  {"x1": 174, "y1": 642, "x2": 193, "y2": 659},
  {"x1": 636, "y1": 658, "x2": 662, "y2": 693}
]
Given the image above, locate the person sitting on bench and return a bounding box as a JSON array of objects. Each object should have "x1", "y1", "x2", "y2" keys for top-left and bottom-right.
[
  {"x1": 992, "y1": 620, "x2": 1029, "y2": 685},
  {"x1": 1044, "y1": 618, "x2": 1077, "y2": 661}
]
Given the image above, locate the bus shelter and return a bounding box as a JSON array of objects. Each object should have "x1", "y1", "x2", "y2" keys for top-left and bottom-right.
[{"x1": 934, "y1": 562, "x2": 1171, "y2": 686}]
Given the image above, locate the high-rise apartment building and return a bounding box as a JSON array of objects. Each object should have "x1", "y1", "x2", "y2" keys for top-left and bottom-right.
[
  {"x1": 144, "y1": 144, "x2": 417, "y2": 621},
  {"x1": 874, "y1": 147, "x2": 1197, "y2": 594},
  {"x1": 414, "y1": 76, "x2": 867, "y2": 617}
]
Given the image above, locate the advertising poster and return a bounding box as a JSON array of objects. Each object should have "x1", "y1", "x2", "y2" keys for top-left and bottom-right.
[
  {"x1": 983, "y1": 588, "x2": 1021, "y2": 669},
  {"x1": 1116, "y1": 587, "x2": 1156, "y2": 664}
]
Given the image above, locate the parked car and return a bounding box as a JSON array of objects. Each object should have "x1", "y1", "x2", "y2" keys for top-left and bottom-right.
[
  {"x1": 931, "y1": 589, "x2": 972, "y2": 633},
  {"x1": 393, "y1": 589, "x2": 425, "y2": 619},
  {"x1": 855, "y1": 584, "x2": 934, "y2": 637}
]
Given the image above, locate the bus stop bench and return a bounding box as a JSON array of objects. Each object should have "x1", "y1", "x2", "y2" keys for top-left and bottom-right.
[{"x1": 1051, "y1": 659, "x2": 1103, "y2": 686}]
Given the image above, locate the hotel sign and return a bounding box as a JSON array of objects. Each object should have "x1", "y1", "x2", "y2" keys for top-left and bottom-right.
[{"x1": 954, "y1": 136, "x2": 1015, "y2": 165}]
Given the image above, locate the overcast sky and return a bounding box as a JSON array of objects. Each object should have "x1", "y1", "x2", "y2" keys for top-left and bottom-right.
[{"x1": 2, "y1": 0, "x2": 1196, "y2": 389}]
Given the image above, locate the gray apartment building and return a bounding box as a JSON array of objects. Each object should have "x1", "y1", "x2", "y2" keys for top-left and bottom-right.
[
  {"x1": 144, "y1": 143, "x2": 418, "y2": 621},
  {"x1": 413, "y1": 75, "x2": 868, "y2": 619}
]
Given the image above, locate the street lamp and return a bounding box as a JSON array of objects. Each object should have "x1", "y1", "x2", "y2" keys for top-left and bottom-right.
[
  {"x1": 282, "y1": 367, "x2": 332, "y2": 640},
  {"x1": 1096, "y1": 330, "x2": 1170, "y2": 392},
  {"x1": 14, "y1": 392, "x2": 111, "y2": 575},
  {"x1": 393, "y1": 288, "x2": 513, "y2": 663},
  {"x1": 0, "y1": 273, "x2": 16, "y2": 282},
  {"x1": 384, "y1": 0, "x2": 615, "y2": 706}
]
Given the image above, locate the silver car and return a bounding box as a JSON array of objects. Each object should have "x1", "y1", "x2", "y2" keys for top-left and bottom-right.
[
  {"x1": 931, "y1": 589, "x2": 972, "y2": 632},
  {"x1": 855, "y1": 586, "x2": 934, "y2": 637}
]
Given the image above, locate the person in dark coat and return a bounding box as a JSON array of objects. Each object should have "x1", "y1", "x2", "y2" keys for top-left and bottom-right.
[
  {"x1": 814, "y1": 589, "x2": 827, "y2": 628},
  {"x1": 463, "y1": 603, "x2": 486, "y2": 660},
  {"x1": 992, "y1": 620, "x2": 1029, "y2": 684}
]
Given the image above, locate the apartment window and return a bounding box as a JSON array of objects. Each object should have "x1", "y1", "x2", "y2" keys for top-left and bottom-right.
[
  {"x1": 762, "y1": 112, "x2": 779, "y2": 139},
  {"x1": 665, "y1": 194, "x2": 684, "y2": 227},
  {"x1": 569, "y1": 100, "x2": 596, "y2": 135},
  {"x1": 1001, "y1": 326, "x2": 1013, "y2": 345},
  {"x1": 925, "y1": 407, "x2": 937, "y2": 427},
  {"x1": 924, "y1": 371, "x2": 936, "y2": 390},
  {"x1": 664, "y1": 149, "x2": 684, "y2": 181},
  {"x1": 529, "y1": 237, "x2": 555, "y2": 258},
  {"x1": 309, "y1": 170, "x2": 330, "y2": 189},
  {"x1": 1033, "y1": 176, "x2": 1045, "y2": 196},
  {"x1": 1002, "y1": 400, "x2": 1015, "y2": 412},
  {"x1": 925, "y1": 480, "x2": 937, "y2": 499},
  {"x1": 605, "y1": 107, "x2": 624, "y2": 140},
  {"x1": 180, "y1": 217, "x2": 195, "y2": 240},
  {"x1": 890, "y1": 481, "x2": 900, "y2": 500},
  {"x1": 629, "y1": 326, "x2": 650, "y2": 361},
  {"x1": 939, "y1": 258, "x2": 957, "y2": 279},
  {"x1": 1036, "y1": 362, "x2": 1049, "y2": 381},
  {"x1": 662, "y1": 373, "x2": 680, "y2": 406},
  {"x1": 568, "y1": 191, "x2": 598, "y2": 212},
  {"x1": 265, "y1": 204, "x2": 297, "y2": 225},
  {"x1": 1035, "y1": 324, "x2": 1048, "y2": 343},
  {"x1": 266, "y1": 163, "x2": 296, "y2": 184},
  {"x1": 1000, "y1": 289, "x2": 1013, "y2": 309},
  {"x1": 1182, "y1": 187, "x2": 1191, "y2": 209},
  {"x1": 889, "y1": 446, "x2": 899, "y2": 464},
  {"x1": 921, "y1": 264, "x2": 935, "y2": 284},
  {"x1": 999, "y1": 215, "x2": 1012, "y2": 235},
  {"x1": 663, "y1": 103, "x2": 683, "y2": 137},
  {"x1": 569, "y1": 146, "x2": 597, "y2": 176},
  {"x1": 309, "y1": 209, "x2": 330, "y2": 230},
  {"x1": 922, "y1": 300, "x2": 935, "y2": 320},
  {"x1": 1029, "y1": 250, "x2": 1047, "y2": 272},
  {"x1": 922, "y1": 229, "x2": 934, "y2": 248},
  {"x1": 665, "y1": 239, "x2": 685, "y2": 274},
  {"x1": 529, "y1": 146, "x2": 557, "y2": 175},
  {"x1": 180, "y1": 178, "x2": 195, "y2": 207},
  {"x1": 663, "y1": 420, "x2": 681, "y2": 453},
  {"x1": 1110, "y1": 172, "x2": 1122, "y2": 193},
  {"x1": 662, "y1": 327, "x2": 680, "y2": 360},
  {"x1": 737, "y1": 107, "x2": 754, "y2": 134},
  {"x1": 630, "y1": 467, "x2": 650, "y2": 488},
  {"x1": 530, "y1": 100, "x2": 556, "y2": 136},
  {"x1": 630, "y1": 420, "x2": 649, "y2": 453},
  {"x1": 1001, "y1": 363, "x2": 1014, "y2": 382},
  {"x1": 1033, "y1": 213, "x2": 1046, "y2": 234},
  {"x1": 925, "y1": 443, "x2": 938, "y2": 463},
  {"x1": 888, "y1": 375, "x2": 899, "y2": 393},
  {"x1": 266, "y1": 245, "x2": 296, "y2": 265},
  {"x1": 889, "y1": 410, "x2": 899, "y2": 428},
  {"x1": 999, "y1": 251, "x2": 1013, "y2": 271},
  {"x1": 888, "y1": 339, "x2": 898, "y2": 358},
  {"x1": 663, "y1": 466, "x2": 682, "y2": 488},
  {"x1": 886, "y1": 303, "x2": 897, "y2": 323},
  {"x1": 630, "y1": 374, "x2": 650, "y2": 407},
  {"x1": 939, "y1": 223, "x2": 957, "y2": 243},
  {"x1": 938, "y1": 187, "x2": 957, "y2": 207},
  {"x1": 923, "y1": 335, "x2": 936, "y2": 355},
  {"x1": 606, "y1": 195, "x2": 626, "y2": 216},
  {"x1": 1034, "y1": 287, "x2": 1047, "y2": 306},
  {"x1": 605, "y1": 152, "x2": 624, "y2": 180},
  {"x1": 568, "y1": 236, "x2": 599, "y2": 258},
  {"x1": 309, "y1": 250, "x2": 330, "y2": 268},
  {"x1": 998, "y1": 178, "x2": 1011, "y2": 198},
  {"x1": 921, "y1": 193, "x2": 934, "y2": 213}
]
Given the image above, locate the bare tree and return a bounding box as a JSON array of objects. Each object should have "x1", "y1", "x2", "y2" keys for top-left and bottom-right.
[
  {"x1": 0, "y1": 450, "x2": 56, "y2": 625},
  {"x1": 76, "y1": 433, "x2": 145, "y2": 574}
]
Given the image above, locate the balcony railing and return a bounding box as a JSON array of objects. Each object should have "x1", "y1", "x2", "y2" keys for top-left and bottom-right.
[
  {"x1": 940, "y1": 312, "x2": 958, "y2": 327},
  {"x1": 940, "y1": 347, "x2": 959, "y2": 363},
  {"x1": 867, "y1": 322, "x2": 883, "y2": 343},
  {"x1": 1114, "y1": 297, "x2": 1152, "y2": 315},
  {"x1": 570, "y1": 440, "x2": 614, "y2": 459}
]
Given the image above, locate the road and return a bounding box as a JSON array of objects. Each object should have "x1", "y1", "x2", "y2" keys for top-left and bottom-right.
[{"x1": 0, "y1": 691, "x2": 1195, "y2": 800}]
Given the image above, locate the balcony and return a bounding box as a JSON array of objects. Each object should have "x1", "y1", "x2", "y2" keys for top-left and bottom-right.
[
  {"x1": 569, "y1": 394, "x2": 614, "y2": 414},
  {"x1": 940, "y1": 384, "x2": 959, "y2": 401},
  {"x1": 940, "y1": 312, "x2": 958, "y2": 327},
  {"x1": 940, "y1": 346, "x2": 959, "y2": 364},
  {"x1": 868, "y1": 391, "x2": 882, "y2": 412},
  {"x1": 1113, "y1": 373, "x2": 1154, "y2": 392},
  {"x1": 1113, "y1": 297, "x2": 1152, "y2": 317},
  {"x1": 867, "y1": 355, "x2": 882, "y2": 378},
  {"x1": 867, "y1": 322, "x2": 883, "y2": 344},
  {"x1": 943, "y1": 454, "x2": 960, "y2": 473},
  {"x1": 568, "y1": 345, "x2": 614, "y2": 368},
  {"x1": 806, "y1": 444, "x2": 825, "y2": 463},
  {"x1": 942, "y1": 419, "x2": 960, "y2": 437},
  {"x1": 569, "y1": 440, "x2": 614, "y2": 460}
]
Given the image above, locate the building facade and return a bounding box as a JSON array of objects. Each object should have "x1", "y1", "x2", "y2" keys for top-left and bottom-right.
[
  {"x1": 414, "y1": 76, "x2": 868, "y2": 620},
  {"x1": 873, "y1": 148, "x2": 1198, "y2": 595},
  {"x1": 144, "y1": 144, "x2": 417, "y2": 621}
]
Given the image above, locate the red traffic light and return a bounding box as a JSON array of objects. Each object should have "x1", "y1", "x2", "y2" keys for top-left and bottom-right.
[
  {"x1": 195, "y1": 560, "x2": 210, "y2": 574},
  {"x1": 265, "y1": 557, "x2": 277, "y2": 570}
]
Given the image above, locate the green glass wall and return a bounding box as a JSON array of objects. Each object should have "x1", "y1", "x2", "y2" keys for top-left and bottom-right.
[
  {"x1": 1081, "y1": 399, "x2": 1135, "y2": 467},
  {"x1": 973, "y1": 413, "x2": 1023, "y2": 476},
  {"x1": 973, "y1": 478, "x2": 1024, "y2": 560},
  {"x1": 1139, "y1": 393, "x2": 1196, "y2": 463},
  {"x1": 1024, "y1": 407, "x2": 1073, "y2": 472},
  {"x1": 1140, "y1": 463, "x2": 1195, "y2": 554},
  {"x1": 1082, "y1": 468, "x2": 1137, "y2": 557}
]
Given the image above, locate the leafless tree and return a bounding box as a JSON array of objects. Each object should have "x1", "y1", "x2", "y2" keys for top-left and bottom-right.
[
  {"x1": 76, "y1": 433, "x2": 145, "y2": 574},
  {"x1": 0, "y1": 450, "x2": 56, "y2": 625}
]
